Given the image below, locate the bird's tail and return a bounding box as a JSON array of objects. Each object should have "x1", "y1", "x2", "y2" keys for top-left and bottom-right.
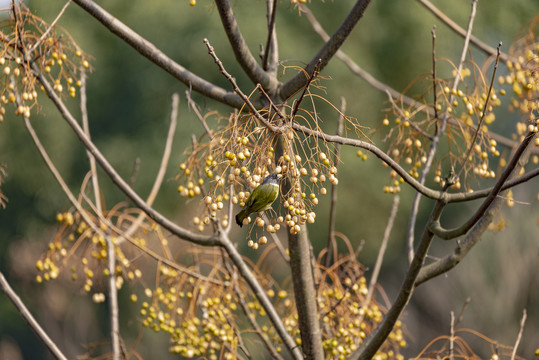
[{"x1": 235, "y1": 209, "x2": 247, "y2": 227}]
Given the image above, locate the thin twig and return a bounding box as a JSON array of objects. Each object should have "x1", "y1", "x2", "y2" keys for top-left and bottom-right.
[
  {"x1": 455, "y1": 297, "x2": 470, "y2": 327},
  {"x1": 186, "y1": 89, "x2": 213, "y2": 139},
  {"x1": 325, "y1": 97, "x2": 346, "y2": 269},
  {"x1": 79, "y1": 66, "x2": 120, "y2": 360},
  {"x1": 510, "y1": 309, "x2": 527, "y2": 360},
  {"x1": 290, "y1": 58, "x2": 321, "y2": 122},
  {"x1": 366, "y1": 195, "x2": 399, "y2": 306},
  {"x1": 261, "y1": 213, "x2": 290, "y2": 262},
  {"x1": 449, "y1": 311, "x2": 455, "y2": 360},
  {"x1": 417, "y1": 0, "x2": 516, "y2": 64},
  {"x1": 204, "y1": 38, "x2": 282, "y2": 134},
  {"x1": 431, "y1": 25, "x2": 439, "y2": 122},
  {"x1": 453, "y1": 43, "x2": 502, "y2": 184},
  {"x1": 0, "y1": 272, "x2": 68, "y2": 360},
  {"x1": 430, "y1": 129, "x2": 536, "y2": 240},
  {"x1": 29, "y1": 0, "x2": 72, "y2": 54},
  {"x1": 262, "y1": 0, "x2": 278, "y2": 72},
  {"x1": 406, "y1": 0, "x2": 479, "y2": 263}
]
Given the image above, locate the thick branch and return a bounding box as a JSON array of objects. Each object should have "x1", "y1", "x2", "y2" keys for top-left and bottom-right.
[
  {"x1": 430, "y1": 130, "x2": 537, "y2": 240},
  {"x1": 71, "y1": 0, "x2": 244, "y2": 108},
  {"x1": 415, "y1": 194, "x2": 500, "y2": 285},
  {"x1": 279, "y1": 0, "x2": 373, "y2": 100},
  {"x1": 350, "y1": 201, "x2": 445, "y2": 360},
  {"x1": 215, "y1": 0, "x2": 279, "y2": 93},
  {"x1": 289, "y1": 229, "x2": 324, "y2": 360}
]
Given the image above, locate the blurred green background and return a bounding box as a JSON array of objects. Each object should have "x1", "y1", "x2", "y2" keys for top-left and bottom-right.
[{"x1": 0, "y1": 0, "x2": 537, "y2": 358}]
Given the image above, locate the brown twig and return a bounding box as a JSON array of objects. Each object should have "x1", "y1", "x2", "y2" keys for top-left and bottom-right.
[
  {"x1": 449, "y1": 311, "x2": 455, "y2": 360},
  {"x1": 204, "y1": 38, "x2": 283, "y2": 134},
  {"x1": 406, "y1": 0, "x2": 479, "y2": 262},
  {"x1": 185, "y1": 89, "x2": 213, "y2": 139},
  {"x1": 325, "y1": 97, "x2": 346, "y2": 269},
  {"x1": 430, "y1": 129, "x2": 536, "y2": 240},
  {"x1": 28, "y1": 0, "x2": 72, "y2": 55},
  {"x1": 366, "y1": 195, "x2": 399, "y2": 306},
  {"x1": 290, "y1": 58, "x2": 322, "y2": 122},
  {"x1": 453, "y1": 42, "x2": 502, "y2": 184},
  {"x1": 510, "y1": 309, "x2": 527, "y2": 360}
]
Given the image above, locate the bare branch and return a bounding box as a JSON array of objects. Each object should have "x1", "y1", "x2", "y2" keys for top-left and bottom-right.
[
  {"x1": 262, "y1": 0, "x2": 279, "y2": 73},
  {"x1": 366, "y1": 195, "x2": 399, "y2": 306},
  {"x1": 453, "y1": 43, "x2": 502, "y2": 184},
  {"x1": 406, "y1": 0, "x2": 478, "y2": 262},
  {"x1": 186, "y1": 90, "x2": 213, "y2": 139},
  {"x1": 417, "y1": 0, "x2": 516, "y2": 64},
  {"x1": 204, "y1": 38, "x2": 283, "y2": 134},
  {"x1": 29, "y1": 0, "x2": 72, "y2": 55},
  {"x1": 280, "y1": 0, "x2": 374, "y2": 100},
  {"x1": 288, "y1": 229, "x2": 324, "y2": 360},
  {"x1": 0, "y1": 272, "x2": 68, "y2": 360},
  {"x1": 449, "y1": 311, "x2": 455, "y2": 360},
  {"x1": 351, "y1": 201, "x2": 445, "y2": 360},
  {"x1": 33, "y1": 64, "x2": 219, "y2": 246},
  {"x1": 215, "y1": 0, "x2": 278, "y2": 93},
  {"x1": 511, "y1": 309, "x2": 527, "y2": 360},
  {"x1": 218, "y1": 230, "x2": 304, "y2": 360},
  {"x1": 325, "y1": 97, "x2": 346, "y2": 269},
  {"x1": 71, "y1": 0, "x2": 244, "y2": 108},
  {"x1": 302, "y1": 4, "x2": 538, "y2": 155},
  {"x1": 430, "y1": 129, "x2": 537, "y2": 240}
]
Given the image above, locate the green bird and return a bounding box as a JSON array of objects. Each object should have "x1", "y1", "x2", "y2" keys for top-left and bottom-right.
[{"x1": 235, "y1": 173, "x2": 280, "y2": 227}]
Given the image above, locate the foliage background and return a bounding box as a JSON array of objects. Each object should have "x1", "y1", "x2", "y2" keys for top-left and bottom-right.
[{"x1": 0, "y1": 0, "x2": 537, "y2": 358}]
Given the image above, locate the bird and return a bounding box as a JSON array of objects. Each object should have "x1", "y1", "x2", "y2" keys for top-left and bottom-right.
[{"x1": 235, "y1": 173, "x2": 280, "y2": 227}]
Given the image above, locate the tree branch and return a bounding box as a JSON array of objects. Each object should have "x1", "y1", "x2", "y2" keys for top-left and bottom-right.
[
  {"x1": 351, "y1": 200, "x2": 445, "y2": 360},
  {"x1": 215, "y1": 0, "x2": 279, "y2": 93},
  {"x1": 406, "y1": 0, "x2": 478, "y2": 261},
  {"x1": 430, "y1": 129, "x2": 537, "y2": 240},
  {"x1": 279, "y1": 0, "x2": 373, "y2": 100},
  {"x1": 71, "y1": 0, "x2": 244, "y2": 108},
  {"x1": 219, "y1": 231, "x2": 304, "y2": 360},
  {"x1": 33, "y1": 64, "x2": 220, "y2": 246},
  {"x1": 262, "y1": 0, "x2": 279, "y2": 74},
  {"x1": 416, "y1": 0, "x2": 517, "y2": 64},
  {"x1": 325, "y1": 98, "x2": 346, "y2": 269},
  {"x1": 0, "y1": 272, "x2": 68, "y2": 360}
]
